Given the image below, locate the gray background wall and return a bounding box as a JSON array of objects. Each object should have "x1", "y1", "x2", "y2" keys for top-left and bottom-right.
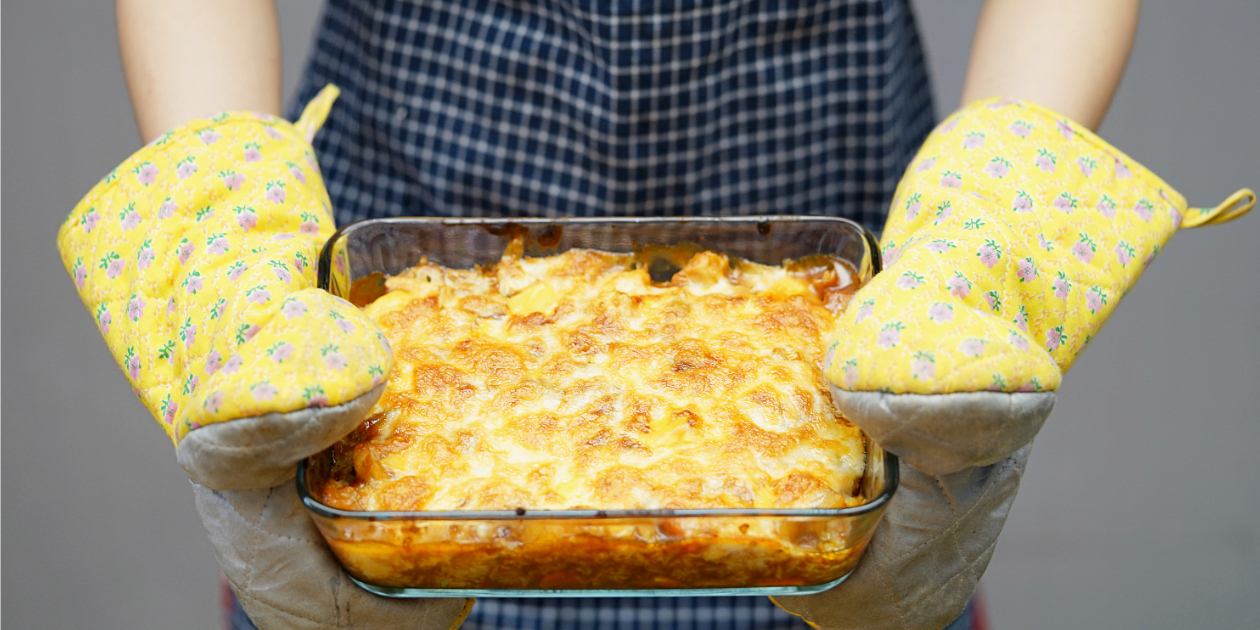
[{"x1": 4, "y1": 1, "x2": 1257, "y2": 628}]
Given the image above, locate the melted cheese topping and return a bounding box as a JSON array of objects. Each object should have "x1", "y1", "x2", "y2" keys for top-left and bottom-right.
[{"x1": 322, "y1": 243, "x2": 865, "y2": 512}]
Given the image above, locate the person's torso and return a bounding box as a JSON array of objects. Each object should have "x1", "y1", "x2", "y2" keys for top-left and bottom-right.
[{"x1": 284, "y1": 1, "x2": 933, "y2": 627}]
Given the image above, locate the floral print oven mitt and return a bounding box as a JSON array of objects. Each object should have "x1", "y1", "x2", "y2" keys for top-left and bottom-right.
[
  {"x1": 775, "y1": 98, "x2": 1253, "y2": 630},
  {"x1": 56, "y1": 86, "x2": 472, "y2": 630}
]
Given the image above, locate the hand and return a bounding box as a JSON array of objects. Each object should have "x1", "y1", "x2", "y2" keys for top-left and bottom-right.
[
  {"x1": 57, "y1": 86, "x2": 472, "y2": 629},
  {"x1": 774, "y1": 98, "x2": 1253, "y2": 629}
]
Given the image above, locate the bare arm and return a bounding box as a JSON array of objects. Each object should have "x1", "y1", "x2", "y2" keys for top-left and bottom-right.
[
  {"x1": 117, "y1": 0, "x2": 282, "y2": 143},
  {"x1": 961, "y1": 0, "x2": 1140, "y2": 131}
]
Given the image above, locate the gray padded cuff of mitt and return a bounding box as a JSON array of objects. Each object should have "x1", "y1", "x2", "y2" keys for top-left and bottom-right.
[
  {"x1": 830, "y1": 385, "x2": 1055, "y2": 477},
  {"x1": 773, "y1": 444, "x2": 1032, "y2": 630},
  {"x1": 177, "y1": 384, "x2": 386, "y2": 491},
  {"x1": 192, "y1": 481, "x2": 472, "y2": 630}
]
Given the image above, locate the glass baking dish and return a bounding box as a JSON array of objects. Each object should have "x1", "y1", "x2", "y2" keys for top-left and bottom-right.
[{"x1": 305, "y1": 216, "x2": 896, "y2": 598}]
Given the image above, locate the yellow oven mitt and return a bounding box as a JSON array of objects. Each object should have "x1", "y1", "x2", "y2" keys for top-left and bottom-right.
[
  {"x1": 57, "y1": 85, "x2": 394, "y2": 489},
  {"x1": 826, "y1": 98, "x2": 1253, "y2": 475},
  {"x1": 775, "y1": 98, "x2": 1252, "y2": 630},
  {"x1": 56, "y1": 87, "x2": 471, "y2": 630}
]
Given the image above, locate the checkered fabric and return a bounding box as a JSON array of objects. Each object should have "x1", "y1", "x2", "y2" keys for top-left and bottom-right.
[
  {"x1": 260, "y1": 1, "x2": 939, "y2": 628},
  {"x1": 224, "y1": 591, "x2": 980, "y2": 630},
  {"x1": 288, "y1": 0, "x2": 934, "y2": 231},
  {"x1": 463, "y1": 597, "x2": 811, "y2": 630}
]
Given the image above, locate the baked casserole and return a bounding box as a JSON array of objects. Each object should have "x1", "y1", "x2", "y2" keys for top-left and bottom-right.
[{"x1": 311, "y1": 232, "x2": 877, "y2": 590}]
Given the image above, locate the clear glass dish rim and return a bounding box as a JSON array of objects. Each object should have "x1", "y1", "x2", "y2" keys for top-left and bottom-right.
[
  {"x1": 317, "y1": 215, "x2": 884, "y2": 291},
  {"x1": 305, "y1": 214, "x2": 896, "y2": 522}
]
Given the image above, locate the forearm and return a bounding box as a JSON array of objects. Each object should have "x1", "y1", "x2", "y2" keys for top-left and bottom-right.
[
  {"x1": 961, "y1": 0, "x2": 1140, "y2": 130},
  {"x1": 117, "y1": 0, "x2": 282, "y2": 143}
]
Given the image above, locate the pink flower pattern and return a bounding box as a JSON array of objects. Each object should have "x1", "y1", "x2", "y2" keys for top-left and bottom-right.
[
  {"x1": 946, "y1": 273, "x2": 972, "y2": 299},
  {"x1": 1053, "y1": 272, "x2": 1072, "y2": 299},
  {"x1": 73, "y1": 260, "x2": 88, "y2": 288},
  {"x1": 205, "y1": 350, "x2": 222, "y2": 375},
  {"x1": 1096, "y1": 195, "x2": 1117, "y2": 219},
  {"x1": 1053, "y1": 192, "x2": 1077, "y2": 214},
  {"x1": 983, "y1": 290, "x2": 1001, "y2": 311},
  {"x1": 265, "y1": 182, "x2": 286, "y2": 204},
  {"x1": 221, "y1": 171, "x2": 246, "y2": 191},
  {"x1": 1071, "y1": 234, "x2": 1097, "y2": 264},
  {"x1": 135, "y1": 162, "x2": 158, "y2": 185},
  {"x1": 97, "y1": 305, "x2": 111, "y2": 335},
  {"x1": 927, "y1": 302, "x2": 954, "y2": 323},
  {"x1": 1056, "y1": 120, "x2": 1074, "y2": 140},
  {"x1": 911, "y1": 354, "x2": 936, "y2": 380},
  {"x1": 137, "y1": 243, "x2": 155, "y2": 270},
  {"x1": 1114, "y1": 241, "x2": 1135, "y2": 267},
  {"x1": 126, "y1": 353, "x2": 142, "y2": 381},
  {"x1": 976, "y1": 239, "x2": 1002, "y2": 269},
  {"x1": 236, "y1": 208, "x2": 257, "y2": 231},
  {"x1": 177, "y1": 240, "x2": 196, "y2": 265},
  {"x1": 1084, "y1": 287, "x2": 1108, "y2": 314},
  {"x1": 1045, "y1": 327, "x2": 1066, "y2": 353},
  {"x1": 1034, "y1": 149, "x2": 1056, "y2": 173},
  {"x1": 1132, "y1": 199, "x2": 1154, "y2": 222},
  {"x1": 894, "y1": 271, "x2": 923, "y2": 290},
  {"x1": 269, "y1": 342, "x2": 296, "y2": 363},
  {"x1": 1013, "y1": 306, "x2": 1029, "y2": 333},
  {"x1": 983, "y1": 157, "x2": 1010, "y2": 178},
  {"x1": 957, "y1": 338, "x2": 986, "y2": 358},
  {"x1": 158, "y1": 199, "x2": 178, "y2": 219},
  {"x1": 335, "y1": 318, "x2": 356, "y2": 335},
  {"x1": 127, "y1": 295, "x2": 146, "y2": 322},
  {"x1": 82, "y1": 209, "x2": 100, "y2": 233},
  {"x1": 206, "y1": 234, "x2": 230, "y2": 256},
  {"x1": 204, "y1": 391, "x2": 225, "y2": 414},
  {"x1": 904, "y1": 193, "x2": 922, "y2": 220},
  {"x1": 272, "y1": 262, "x2": 292, "y2": 284},
  {"x1": 323, "y1": 346, "x2": 349, "y2": 371},
  {"x1": 1015, "y1": 257, "x2": 1037, "y2": 282},
  {"x1": 246, "y1": 287, "x2": 272, "y2": 305},
  {"x1": 1115, "y1": 159, "x2": 1133, "y2": 180},
  {"x1": 176, "y1": 158, "x2": 198, "y2": 180},
  {"x1": 1011, "y1": 191, "x2": 1033, "y2": 213},
  {"x1": 854, "y1": 301, "x2": 875, "y2": 323},
  {"x1": 281, "y1": 298, "x2": 308, "y2": 319},
  {"x1": 120, "y1": 207, "x2": 141, "y2": 231},
  {"x1": 1008, "y1": 332, "x2": 1030, "y2": 352},
  {"x1": 251, "y1": 382, "x2": 279, "y2": 401},
  {"x1": 876, "y1": 327, "x2": 901, "y2": 349}
]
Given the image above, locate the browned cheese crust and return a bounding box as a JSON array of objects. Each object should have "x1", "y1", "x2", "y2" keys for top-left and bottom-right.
[{"x1": 322, "y1": 243, "x2": 865, "y2": 513}]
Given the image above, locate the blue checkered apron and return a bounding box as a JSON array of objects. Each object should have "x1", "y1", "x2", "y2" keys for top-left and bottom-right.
[
  {"x1": 233, "y1": 1, "x2": 950, "y2": 628},
  {"x1": 288, "y1": 0, "x2": 933, "y2": 232}
]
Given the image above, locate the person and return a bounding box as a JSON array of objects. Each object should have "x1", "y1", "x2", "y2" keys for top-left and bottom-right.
[{"x1": 57, "y1": 0, "x2": 1249, "y2": 628}]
